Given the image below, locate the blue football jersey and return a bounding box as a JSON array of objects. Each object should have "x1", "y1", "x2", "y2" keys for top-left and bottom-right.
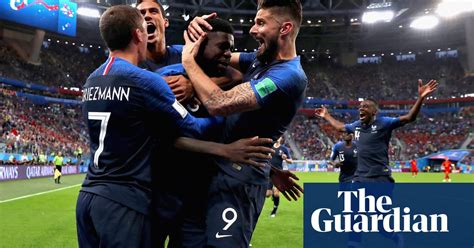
[
  {"x1": 270, "y1": 145, "x2": 291, "y2": 170},
  {"x1": 139, "y1": 45, "x2": 183, "y2": 71},
  {"x1": 215, "y1": 52, "x2": 307, "y2": 185},
  {"x1": 81, "y1": 56, "x2": 218, "y2": 214},
  {"x1": 344, "y1": 116, "x2": 405, "y2": 178},
  {"x1": 152, "y1": 63, "x2": 223, "y2": 198},
  {"x1": 330, "y1": 141, "x2": 357, "y2": 182}
]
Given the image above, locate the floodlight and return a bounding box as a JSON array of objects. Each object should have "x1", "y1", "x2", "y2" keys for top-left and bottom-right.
[
  {"x1": 362, "y1": 10, "x2": 394, "y2": 24},
  {"x1": 410, "y1": 15, "x2": 439, "y2": 30},
  {"x1": 77, "y1": 7, "x2": 100, "y2": 18}
]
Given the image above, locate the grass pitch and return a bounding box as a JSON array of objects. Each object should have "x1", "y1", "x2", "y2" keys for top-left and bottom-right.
[{"x1": 0, "y1": 172, "x2": 472, "y2": 247}]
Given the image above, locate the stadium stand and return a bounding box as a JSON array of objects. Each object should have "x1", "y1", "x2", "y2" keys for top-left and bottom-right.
[
  {"x1": 0, "y1": 92, "x2": 88, "y2": 163},
  {"x1": 288, "y1": 108, "x2": 474, "y2": 161},
  {"x1": 303, "y1": 56, "x2": 473, "y2": 100},
  {"x1": 0, "y1": 38, "x2": 472, "y2": 165},
  {"x1": 0, "y1": 41, "x2": 105, "y2": 88}
]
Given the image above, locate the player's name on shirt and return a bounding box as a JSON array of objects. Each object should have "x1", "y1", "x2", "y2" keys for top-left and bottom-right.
[{"x1": 82, "y1": 86, "x2": 130, "y2": 102}]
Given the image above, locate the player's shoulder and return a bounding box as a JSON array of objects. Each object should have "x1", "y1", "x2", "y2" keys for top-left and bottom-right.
[
  {"x1": 271, "y1": 56, "x2": 307, "y2": 81},
  {"x1": 156, "y1": 63, "x2": 185, "y2": 76},
  {"x1": 334, "y1": 141, "x2": 343, "y2": 148},
  {"x1": 168, "y1": 45, "x2": 183, "y2": 53},
  {"x1": 348, "y1": 119, "x2": 362, "y2": 127},
  {"x1": 378, "y1": 116, "x2": 400, "y2": 126}
]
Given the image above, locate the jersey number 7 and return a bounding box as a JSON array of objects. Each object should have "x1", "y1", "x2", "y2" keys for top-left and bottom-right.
[{"x1": 88, "y1": 112, "x2": 111, "y2": 169}]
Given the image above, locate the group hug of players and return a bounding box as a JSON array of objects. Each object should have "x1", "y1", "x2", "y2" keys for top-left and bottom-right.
[{"x1": 75, "y1": 0, "x2": 439, "y2": 247}]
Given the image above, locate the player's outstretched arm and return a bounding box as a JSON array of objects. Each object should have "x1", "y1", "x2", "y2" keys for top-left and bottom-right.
[
  {"x1": 181, "y1": 31, "x2": 260, "y2": 116},
  {"x1": 174, "y1": 136, "x2": 274, "y2": 168},
  {"x1": 314, "y1": 106, "x2": 346, "y2": 132},
  {"x1": 399, "y1": 79, "x2": 438, "y2": 124},
  {"x1": 270, "y1": 167, "x2": 303, "y2": 201}
]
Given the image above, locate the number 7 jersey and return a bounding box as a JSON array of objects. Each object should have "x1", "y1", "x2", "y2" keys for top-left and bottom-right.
[{"x1": 81, "y1": 57, "x2": 216, "y2": 215}]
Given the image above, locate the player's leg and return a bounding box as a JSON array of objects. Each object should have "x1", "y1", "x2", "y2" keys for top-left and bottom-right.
[
  {"x1": 265, "y1": 181, "x2": 273, "y2": 198},
  {"x1": 180, "y1": 173, "x2": 215, "y2": 248},
  {"x1": 76, "y1": 191, "x2": 100, "y2": 248},
  {"x1": 206, "y1": 171, "x2": 266, "y2": 248},
  {"x1": 86, "y1": 193, "x2": 151, "y2": 247},
  {"x1": 152, "y1": 190, "x2": 184, "y2": 248},
  {"x1": 270, "y1": 187, "x2": 280, "y2": 217}
]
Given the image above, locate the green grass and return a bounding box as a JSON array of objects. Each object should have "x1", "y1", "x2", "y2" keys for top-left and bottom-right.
[{"x1": 0, "y1": 172, "x2": 472, "y2": 248}]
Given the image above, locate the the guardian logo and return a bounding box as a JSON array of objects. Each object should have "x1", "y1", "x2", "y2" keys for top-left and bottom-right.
[{"x1": 311, "y1": 188, "x2": 449, "y2": 233}]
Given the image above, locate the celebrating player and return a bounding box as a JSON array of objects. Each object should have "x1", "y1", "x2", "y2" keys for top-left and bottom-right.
[
  {"x1": 328, "y1": 132, "x2": 357, "y2": 183},
  {"x1": 136, "y1": 0, "x2": 193, "y2": 103},
  {"x1": 315, "y1": 79, "x2": 437, "y2": 182},
  {"x1": 184, "y1": 0, "x2": 307, "y2": 246},
  {"x1": 75, "y1": 6, "x2": 273, "y2": 248},
  {"x1": 151, "y1": 18, "x2": 237, "y2": 247}
]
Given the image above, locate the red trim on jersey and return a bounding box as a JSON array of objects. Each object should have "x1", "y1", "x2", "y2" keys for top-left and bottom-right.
[{"x1": 103, "y1": 56, "x2": 115, "y2": 75}]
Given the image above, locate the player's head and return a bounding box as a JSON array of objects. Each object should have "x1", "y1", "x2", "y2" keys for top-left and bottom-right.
[
  {"x1": 276, "y1": 136, "x2": 285, "y2": 145},
  {"x1": 195, "y1": 18, "x2": 234, "y2": 76},
  {"x1": 99, "y1": 5, "x2": 147, "y2": 61},
  {"x1": 250, "y1": 0, "x2": 302, "y2": 63},
  {"x1": 358, "y1": 98, "x2": 378, "y2": 124},
  {"x1": 342, "y1": 132, "x2": 352, "y2": 142},
  {"x1": 136, "y1": 0, "x2": 168, "y2": 45}
]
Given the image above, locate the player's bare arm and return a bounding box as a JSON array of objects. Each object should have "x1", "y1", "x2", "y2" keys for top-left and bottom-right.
[
  {"x1": 281, "y1": 153, "x2": 293, "y2": 164},
  {"x1": 399, "y1": 79, "x2": 438, "y2": 124},
  {"x1": 314, "y1": 105, "x2": 346, "y2": 132},
  {"x1": 174, "y1": 136, "x2": 274, "y2": 168},
  {"x1": 182, "y1": 31, "x2": 259, "y2": 116}
]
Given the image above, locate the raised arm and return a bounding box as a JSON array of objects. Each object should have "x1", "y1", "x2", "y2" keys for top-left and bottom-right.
[
  {"x1": 174, "y1": 136, "x2": 274, "y2": 168},
  {"x1": 314, "y1": 106, "x2": 346, "y2": 132},
  {"x1": 399, "y1": 79, "x2": 438, "y2": 124},
  {"x1": 181, "y1": 31, "x2": 259, "y2": 116}
]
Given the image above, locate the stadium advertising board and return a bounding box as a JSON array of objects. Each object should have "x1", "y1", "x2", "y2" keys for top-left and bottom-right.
[
  {"x1": 304, "y1": 183, "x2": 474, "y2": 247},
  {"x1": 0, "y1": 165, "x2": 81, "y2": 181},
  {"x1": 0, "y1": 0, "x2": 77, "y2": 36}
]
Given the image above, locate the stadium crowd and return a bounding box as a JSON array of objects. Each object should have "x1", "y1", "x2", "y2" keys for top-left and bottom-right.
[
  {"x1": 304, "y1": 56, "x2": 473, "y2": 100},
  {"x1": 0, "y1": 92, "x2": 88, "y2": 165},
  {"x1": 288, "y1": 107, "x2": 474, "y2": 161},
  {"x1": 0, "y1": 40, "x2": 472, "y2": 164},
  {"x1": 0, "y1": 41, "x2": 105, "y2": 88},
  {"x1": 1, "y1": 40, "x2": 473, "y2": 100}
]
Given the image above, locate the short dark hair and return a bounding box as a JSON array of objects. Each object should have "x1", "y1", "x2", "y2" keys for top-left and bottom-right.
[
  {"x1": 201, "y1": 18, "x2": 234, "y2": 34},
  {"x1": 136, "y1": 0, "x2": 166, "y2": 18},
  {"x1": 99, "y1": 5, "x2": 144, "y2": 51},
  {"x1": 365, "y1": 98, "x2": 379, "y2": 108},
  {"x1": 258, "y1": 0, "x2": 302, "y2": 27}
]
